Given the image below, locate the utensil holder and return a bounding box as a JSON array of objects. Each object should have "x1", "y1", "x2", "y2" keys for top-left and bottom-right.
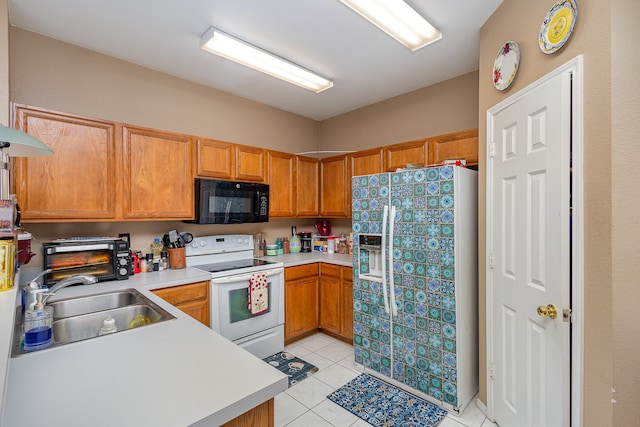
[{"x1": 167, "y1": 247, "x2": 186, "y2": 269}]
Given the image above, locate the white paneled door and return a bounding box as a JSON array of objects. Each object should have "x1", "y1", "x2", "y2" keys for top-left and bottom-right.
[{"x1": 487, "y1": 68, "x2": 573, "y2": 427}]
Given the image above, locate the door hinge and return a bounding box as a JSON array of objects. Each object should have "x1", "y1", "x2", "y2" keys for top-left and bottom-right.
[
  {"x1": 488, "y1": 142, "x2": 496, "y2": 158},
  {"x1": 488, "y1": 253, "x2": 494, "y2": 269},
  {"x1": 562, "y1": 308, "x2": 572, "y2": 323},
  {"x1": 489, "y1": 363, "x2": 495, "y2": 379}
]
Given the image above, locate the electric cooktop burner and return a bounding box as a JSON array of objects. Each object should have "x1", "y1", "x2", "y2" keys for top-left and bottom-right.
[{"x1": 192, "y1": 258, "x2": 279, "y2": 274}]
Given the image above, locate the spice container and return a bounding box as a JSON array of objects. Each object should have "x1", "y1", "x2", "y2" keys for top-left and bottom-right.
[
  {"x1": 266, "y1": 244, "x2": 277, "y2": 256},
  {"x1": 327, "y1": 237, "x2": 335, "y2": 253}
]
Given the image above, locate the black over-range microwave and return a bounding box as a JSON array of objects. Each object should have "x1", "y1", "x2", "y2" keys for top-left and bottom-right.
[{"x1": 187, "y1": 178, "x2": 270, "y2": 224}]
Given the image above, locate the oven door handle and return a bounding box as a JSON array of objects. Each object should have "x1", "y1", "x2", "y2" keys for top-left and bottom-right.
[{"x1": 210, "y1": 268, "x2": 284, "y2": 284}]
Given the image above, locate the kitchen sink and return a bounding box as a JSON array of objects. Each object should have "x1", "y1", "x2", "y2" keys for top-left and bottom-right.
[
  {"x1": 12, "y1": 288, "x2": 175, "y2": 356},
  {"x1": 48, "y1": 289, "x2": 148, "y2": 319},
  {"x1": 52, "y1": 304, "x2": 173, "y2": 345}
]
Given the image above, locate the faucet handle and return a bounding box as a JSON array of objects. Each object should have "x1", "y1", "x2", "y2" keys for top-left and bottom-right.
[{"x1": 24, "y1": 269, "x2": 53, "y2": 288}]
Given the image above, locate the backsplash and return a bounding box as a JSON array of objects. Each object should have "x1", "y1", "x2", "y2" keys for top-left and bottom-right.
[{"x1": 19, "y1": 218, "x2": 352, "y2": 272}]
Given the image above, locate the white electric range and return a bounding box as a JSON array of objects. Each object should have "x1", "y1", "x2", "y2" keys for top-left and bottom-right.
[{"x1": 185, "y1": 234, "x2": 284, "y2": 359}]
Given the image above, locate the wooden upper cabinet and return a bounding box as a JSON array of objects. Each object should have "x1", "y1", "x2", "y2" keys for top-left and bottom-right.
[
  {"x1": 384, "y1": 138, "x2": 428, "y2": 172},
  {"x1": 195, "y1": 138, "x2": 234, "y2": 179},
  {"x1": 122, "y1": 125, "x2": 193, "y2": 219},
  {"x1": 427, "y1": 128, "x2": 479, "y2": 167},
  {"x1": 235, "y1": 144, "x2": 266, "y2": 182},
  {"x1": 349, "y1": 147, "x2": 384, "y2": 177},
  {"x1": 267, "y1": 150, "x2": 296, "y2": 217},
  {"x1": 296, "y1": 155, "x2": 319, "y2": 217},
  {"x1": 13, "y1": 105, "x2": 118, "y2": 221},
  {"x1": 319, "y1": 154, "x2": 350, "y2": 218}
]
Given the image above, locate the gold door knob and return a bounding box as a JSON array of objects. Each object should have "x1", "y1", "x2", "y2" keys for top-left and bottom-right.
[{"x1": 537, "y1": 304, "x2": 558, "y2": 319}]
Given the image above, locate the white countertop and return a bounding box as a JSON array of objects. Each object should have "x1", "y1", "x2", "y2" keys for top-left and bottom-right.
[
  {"x1": 0, "y1": 268, "x2": 288, "y2": 427},
  {"x1": 261, "y1": 251, "x2": 353, "y2": 267}
]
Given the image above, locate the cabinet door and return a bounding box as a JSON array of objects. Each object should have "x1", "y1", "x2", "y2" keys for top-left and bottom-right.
[
  {"x1": 319, "y1": 264, "x2": 342, "y2": 335},
  {"x1": 13, "y1": 105, "x2": 118, "y2": 221},
  {"x1": 267, "y1": 150, "x2": 296, "y2": 217},
  {"x1": 152, "y1": 281, "x2": 210, "y2": 326},
  {"x1": 195, "y1": 138, "x2": 234, "y2": 179},
  {"x1": 296, "y1": 155, "x2": 319, "y2": 217},
  {"x1": 235, "y1": 144, "x2": 266, "y2": 182},
  {"x1": 285, "y1": 276, "x2": 319, "y2": 341},
  {"x1": 350, "y1": 147, "x2": 384, "y2": 177},
  {"x1": 384, "y1": 138, "x2": 428, "y2": 172},
  {"x1": 122, "y1": 125, "x2": 193, "y2": 219},
  {"x1": 427, "y1": 128, "x2": 479, "y2": 167},
  {"x1": 320, "y1": 154, "x2": 350, "y2": 217},
  {"x1": 341, "y1": 267, "x2": 354, "y2": 341}
]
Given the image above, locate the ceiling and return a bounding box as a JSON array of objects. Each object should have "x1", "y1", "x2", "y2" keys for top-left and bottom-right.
[{"x1": 8, "y1": 0, "x2": 502, "y2": 121}]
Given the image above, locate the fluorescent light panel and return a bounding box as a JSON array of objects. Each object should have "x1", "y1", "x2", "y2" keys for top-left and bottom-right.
[
  {"x1": 200, "y1": 27, "x2": 333, "y2": 93},
  {"x1": 340, "y1": 0, "x2": 441, "y2": 51}
]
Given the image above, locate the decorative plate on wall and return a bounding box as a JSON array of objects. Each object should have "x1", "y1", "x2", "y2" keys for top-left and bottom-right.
[
  {"x1": 539, "y1": 0, "x2": 578, "y2": 54},
  {"x1": 493, "y1": 41, "x2": 520, "y2": 91}
]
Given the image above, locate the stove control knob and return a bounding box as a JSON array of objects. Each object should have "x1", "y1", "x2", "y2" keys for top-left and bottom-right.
[
  {"x1": 199, "y1": 241, "x2": 206, "y2": 247},
  {"x1": 192, "y1": 242, "x2": 198, "y2": 249}
]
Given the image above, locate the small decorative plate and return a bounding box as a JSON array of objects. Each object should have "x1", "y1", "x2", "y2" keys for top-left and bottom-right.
[
  {"x1": 539, "y1": 0, "x2": 578, "y2": 54},
  {"x1": 493, "y1": 41, "x2": 520, "y2": 91}
]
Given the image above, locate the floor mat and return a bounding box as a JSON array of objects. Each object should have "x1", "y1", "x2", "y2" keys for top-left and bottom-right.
[
  {"x1": 327, "y1": 374, "x2": 447, "y2": 427},
  {"x1": 263, "y1": 351, "x2": 319, "y2": 387}
]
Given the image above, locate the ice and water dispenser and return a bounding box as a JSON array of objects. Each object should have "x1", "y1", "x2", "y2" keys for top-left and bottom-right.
[{"x1": 357, "y1": 234, "x2": 384, "y2": 281}]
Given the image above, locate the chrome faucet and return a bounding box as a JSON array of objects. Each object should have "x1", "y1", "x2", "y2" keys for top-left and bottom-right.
[
  {"x1": 41, "y1": 275, "x2": 98, "y2": 304},
  {"x1": 23, "y1": 272, "x2": 98, "y2": 311}
]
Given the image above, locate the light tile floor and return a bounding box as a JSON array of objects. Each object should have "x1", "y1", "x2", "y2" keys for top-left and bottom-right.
[{"x1": 276, "y1": 332, "x2": 498, "y2": 427}]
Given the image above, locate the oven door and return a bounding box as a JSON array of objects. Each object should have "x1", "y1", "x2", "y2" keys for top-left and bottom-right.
[{"x1": 210, "y1": 268, "x2": 284, "y2": 341}]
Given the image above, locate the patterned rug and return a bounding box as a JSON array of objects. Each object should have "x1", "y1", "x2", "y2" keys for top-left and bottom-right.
[
  {"x1": 327, "y1": 374, "x2": 447, "y2": 427},
  {"x1": 263, "y1": 351, "x2": 318, "y2": 387}
]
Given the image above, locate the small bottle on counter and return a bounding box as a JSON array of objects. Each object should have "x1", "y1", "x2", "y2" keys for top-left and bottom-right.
[
  {"x1": 159, "y1": 251, "x2": 169, "y2": 271},
  {"x1": 139, "y1": 254, "x2": 148, "y2": 273},
  {"x1": 275, "y1": 237, "x2": 283, "y2": 255},
  {"x1": 145, "y1": 254, "x2": 154, "y2": 272},
  {"x1": 283, "y1": 237, "x2": 290, "y2": 254},
  {"x1": 327, "y1": 236, "x2": 335, "y2": 254},
  {"x1": 261, "y1": 239, "x2": 267, "y2": 256},
  {"x1": 151, "y1": 238, "x2": 163, "y2": 261}
]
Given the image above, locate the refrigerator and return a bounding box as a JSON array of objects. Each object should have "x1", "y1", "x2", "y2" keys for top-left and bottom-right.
[{"x1": 351, "y1": 165, "x2": 478, "y2": 414}]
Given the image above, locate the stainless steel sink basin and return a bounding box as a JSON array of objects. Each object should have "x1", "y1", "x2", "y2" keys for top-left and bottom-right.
[
  {"x1": 12, "y1": 288, "x2": 175, "y2": 356},
  {"x1": 48, "y1": 289, "x2": 147, "y2": 319},
  {"x1": 53, "y1": 303, "x2": 174, "y2": 345}
]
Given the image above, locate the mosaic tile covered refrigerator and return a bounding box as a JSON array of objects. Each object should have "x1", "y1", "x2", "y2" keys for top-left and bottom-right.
[{"x1": 351, "y1": 165, "x2": 478, "y2": 414}]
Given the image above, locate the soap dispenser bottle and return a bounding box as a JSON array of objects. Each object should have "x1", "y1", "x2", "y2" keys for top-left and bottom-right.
[{"x1": 23, "y1": 292, "x2": 53, "y2": 352}]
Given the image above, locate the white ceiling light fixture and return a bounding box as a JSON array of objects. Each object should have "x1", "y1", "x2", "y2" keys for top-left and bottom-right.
[
  {"x1": 200, "y1": 27, "x2": 333, "y2": 93},
  {"x1": 339, "y1": 0, "x2": 442, "y2": 51}
]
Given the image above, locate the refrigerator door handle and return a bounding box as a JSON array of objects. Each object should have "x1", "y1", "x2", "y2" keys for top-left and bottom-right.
[
  {"x1": 381, "y1": 205, "x2": 390, "y2": 314},
  {"x1": 389, "y1": 205, "x2": 398, "y2": 317}
]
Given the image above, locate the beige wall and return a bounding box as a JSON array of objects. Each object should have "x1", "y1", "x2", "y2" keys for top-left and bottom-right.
[
  {"x1": 9, "y1": 28, "x2": 318, "y2": 154},
  {"x1": 0, "y1": 0, "x2": 8, "y2": 125},
  {"x1": 611, "y1": 0, "x2": 640, "y2": 425},
  {"x1": 318, "y1": 71, "x2": 479, "y2": 151},
  {"x1": 479, "y1": 0, "x2": 621, "y2": 425}
]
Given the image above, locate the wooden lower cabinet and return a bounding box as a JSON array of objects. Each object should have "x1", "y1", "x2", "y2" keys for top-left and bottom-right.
[
  {"x1": 319, "y1": 264, "x2": 353, "y2": 341},
  {"x1": 342, "y1": 267, "x2": 354, "y2": 341},
  {"x1": 284, "y1": 264, "x2": 319, "y2": 343},
  {"x1": 151, "y1": 281, "x2": 210, "y2": 327},
  {"x1": 319, "y1": 264, "x2": 342, "y2": 335},
  {"x1": 221, "y1": 398, "x2": 274, "y2": 427}
]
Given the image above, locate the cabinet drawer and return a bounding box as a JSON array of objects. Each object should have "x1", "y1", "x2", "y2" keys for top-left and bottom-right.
[
  {"x1": 320, "y1": 263, "x2": 341, "y2": 278},
  {"x1": 152, "y1": 281, "x2": 209, "y2": 305},
  {"x1": 285, "y1": 263, "x2": 319, "y2": 281}
]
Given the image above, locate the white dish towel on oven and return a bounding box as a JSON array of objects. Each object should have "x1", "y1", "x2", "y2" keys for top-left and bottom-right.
[{"x1": 248, "y1": 272, "x2": 268, "y2": 315}]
